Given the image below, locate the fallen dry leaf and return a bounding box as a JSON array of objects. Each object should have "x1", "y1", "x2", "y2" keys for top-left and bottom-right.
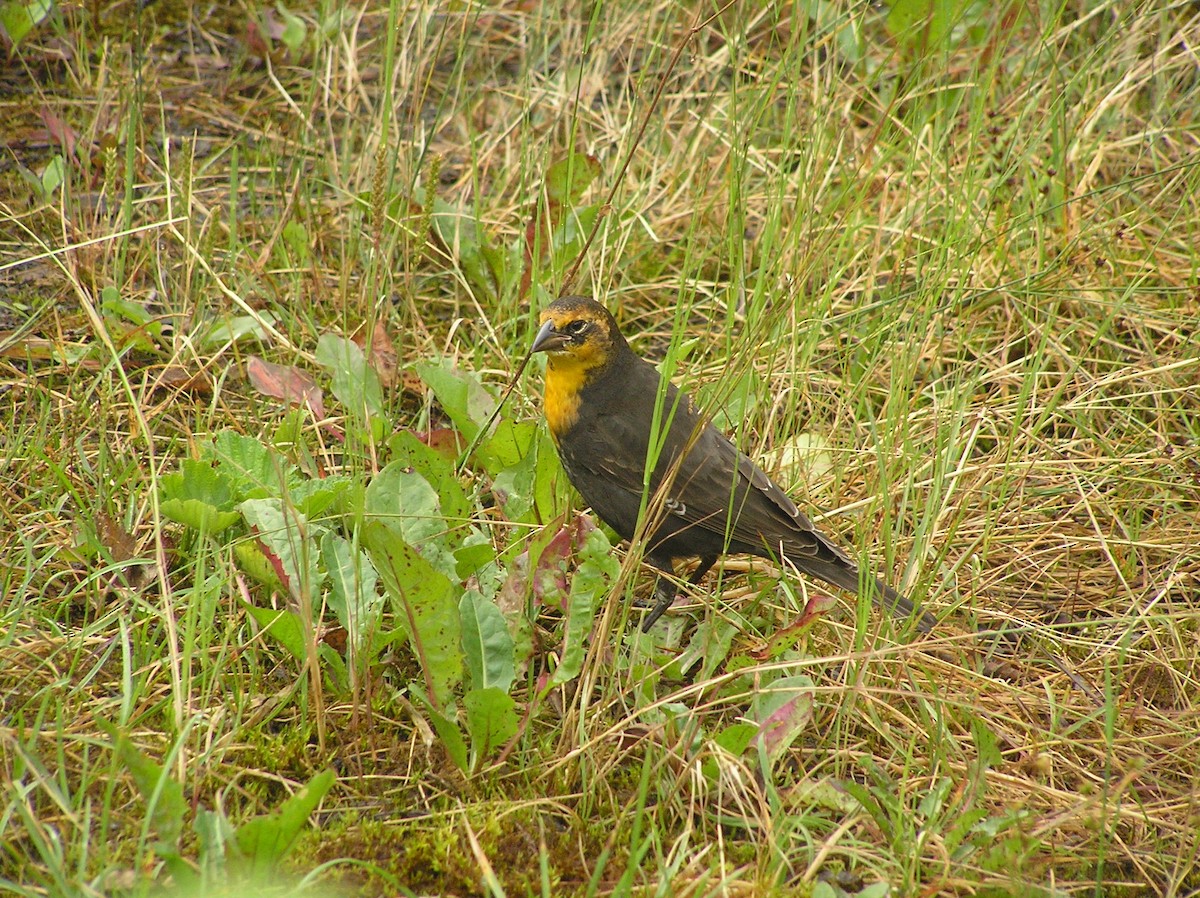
[
  {"x1": 367, "y1": 319, "x2": 398, "y2": 389},
  {"x1": 152, "y1": 366, "x2": 214, "y2": 395},
  {"x1": 246, "y1": 356, "x2": 325, "y2": 419}
]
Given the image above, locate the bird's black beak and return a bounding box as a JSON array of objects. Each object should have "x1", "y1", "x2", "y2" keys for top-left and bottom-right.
[{"x1": 531, "y1": 319, "x2": 569, "y2": 354}]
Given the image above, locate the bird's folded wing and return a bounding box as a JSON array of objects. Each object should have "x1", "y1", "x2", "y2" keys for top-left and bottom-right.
[{"x1": 668, "y1": 426, "x2": 851, "y2": 562}]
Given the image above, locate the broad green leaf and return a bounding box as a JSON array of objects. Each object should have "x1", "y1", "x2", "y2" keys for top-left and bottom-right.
[
  {"x1": 321, "y1": 530, "x2": 381, "y2": 661},
  {"x1": 233, "y1": 540, "x2": 285, "y2": 593},
  {"x1": 365, "y1": 462, "x2": 457, "y2": 576},
  {"x1": 100, "y1": 286, "x2": 153, "y2": 326},
  {"x1": 364, "y1": 462, "x2": 443, "y2": 543},
  {"x1": 464, "y1": 687, "x2": 518, "y2": 766},
  {"x1": 792, "y1": 778, "x2": 861, "y2": 815},
  {"x1": 459, "y1": 589, "x2": 515, "y2": 693},
  {"x1": 414, "y1": 360, "x2": 496, "y2": 443},
  {"x1": 477, "y1": 418, "x2": 535, "y2": 473},
  {"x1": 159, "y1": 498, "x2": 241, "y2": 534},
  {"x1": 886, "y1": 0, "x2": 968, "y2": 50},
  {"x1": 423, "y1": 197, "x2": 502, "y2": 298},
  {"x1": 39, "y1": 153, "x2": 65, "y2": 195},
  {"x1": 715, "y1": 722, "x2": 757, "y2": 756},
  {"x1": 675, "y1": 615, "x2": 739, "y2": 680},
  {"x1": 243, "y1": 604, "x2": 305, "y2": 661},
  {"x1": 544, "y1": 152, "x2": 601, "y2": 207},
  {"x1": 858, "y1": 883, "x2": 892, "y2": 898},
  {"x1": 315, "y1": 333, "x2": 384, "y2": 421},
  {"x1": 971, "y1": 717, "x2": 1002, "y2": 771},
  {"x1": 320, "y1": 641, "x2": 349, "y2": 691},
  {"x1": 490, "y1": 459, "x2": 537, "y2": 522},
  {"x1": 159, "y1": 456, "x2": 234, "y2": 504},
  {"x1": 1, "y1": 0, "x2": 53, "y2": 46},
  {"x1": 531, "y1": 426, "x2": 561, "y2": 522},
  {"x1": 478, "y1": 238, "x2": 521, "y2": 297},
  {"x1": 192, "y1": 809, "x2": 233, "y2": 887},
  {"x1": 212, "y1": 431, "x2": 296, "y2": 499},
  {"x1": 388, "y1": 429, "x2": 472, "y2": 523},
  {"x1": 275, "y1": 2, "x2": 307, "y2": 51},
  {"x1": 96, "y1": 719, "x2": 186, "y2": 857},
  {"x1": 281, "y1": 219, "x2": 309, "y2": 262},
  {"x1": 918, "y1": 776, "x2": 954, "y2": 820},
  {"x1": 287, "y1": 475, "x2": 353, "y2": 520},
  {"x1": 364, "y1": 521, "x2": 462, "y2": 707},
  {"x1": 812, "y1": 882, "x2": 839, "y2": 898},
  {"x1": 201, "y1": 312, "x2": 278, "y2": 347},
  {"x1": 454, "y1": 536, "x2": 502, "y2": 594},
  {"x1": 800, "y1": 0, "x2": 862, "y2": 65},
  {"x1": 552, "y1": 593, "x2": 595, "y2": 681},
  {"x1": 159, "y1": 458, "x2": 241, "y2": 533},
  {"x1": 16, "y1": 159, "x2": 46, "y2": 198},
  {"x1": 700, "y1": 722, "x2": 758, "y2": 783},
  {"x1": 410, "y1": 683, "x2": 468, "y2": 773},
  {"x1": 240, "y1": 499, "x2": 323, "y2": 602},
  {"x1": 481, "y1": 420, "x2": 544, "y2": 521},
  {"x1": 548, "y1": 204, "x2": 600, "y2": 268},
  {"x1": 232, "y1": 769, "x2": 335, "y2": 878}
]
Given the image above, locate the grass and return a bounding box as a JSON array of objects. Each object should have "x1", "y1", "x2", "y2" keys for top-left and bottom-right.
[{"x1": 2, "y1": 0, "x2": 1199, "y2": 895}]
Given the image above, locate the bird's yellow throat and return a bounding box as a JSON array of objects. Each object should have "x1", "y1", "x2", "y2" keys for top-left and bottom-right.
[{"x1": 542, "y1": 349, "x2": 605, "y2": 437}]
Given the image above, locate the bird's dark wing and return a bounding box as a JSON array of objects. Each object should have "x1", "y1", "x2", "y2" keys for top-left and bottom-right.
[{"x1": 666, "y1": 415, "x2": 853, "y2": 561}]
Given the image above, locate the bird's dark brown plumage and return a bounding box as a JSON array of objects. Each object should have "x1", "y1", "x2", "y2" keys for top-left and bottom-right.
[{"x1": 532, "y1": 295, "x2": 933, "y2": 633}]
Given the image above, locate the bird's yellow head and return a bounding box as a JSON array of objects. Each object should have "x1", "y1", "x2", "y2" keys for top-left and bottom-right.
[
  {"x1": 532, "y1": 296, "x2": 625, "y2": 436},
  {"x1": 531, "y1": 296, "x2": 621, "y2": 361}
]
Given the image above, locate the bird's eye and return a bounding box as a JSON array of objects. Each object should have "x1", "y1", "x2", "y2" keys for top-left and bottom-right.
[{"x1": 566, "y1": 319, "x2": 589, "y2": 335}]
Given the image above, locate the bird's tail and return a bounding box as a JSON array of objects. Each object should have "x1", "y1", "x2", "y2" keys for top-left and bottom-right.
[
  {"x1": 791, "y1": 555, "x2": 936, "y2": 633},
  {"x1": 871, "y1": 576, "x2": 936, "y2": 633}
]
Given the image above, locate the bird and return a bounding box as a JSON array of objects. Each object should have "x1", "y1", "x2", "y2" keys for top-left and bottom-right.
[{"x1": 530, "y1": 295, "x2": 935, "y2": 634}]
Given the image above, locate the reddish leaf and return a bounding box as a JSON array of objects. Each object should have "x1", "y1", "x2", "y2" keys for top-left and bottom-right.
[
  {"x1": 247, "y1": 356, "x2": 325, "y2": 419},
  {"x1": 153, "y1": 366, "x2": 214, "y2": 395},
  {"x1": 415, "y1": 427, "x2": 463, "y2": 459},
  {"x1": 321, "y1": 625, "x2": 348, "y2": 653},
  {"x1": 519, "y1": 211, "x2": 537, "y2": 302},
  {"x1": 750, "y1": 592, "x2": 836, "y2": 660},
  {"x1": 367, "y1": 319, "x2": 398, "y2": 389},
  {"x1": 95, "y1": 511, "x2": 134, "y2": 558},
  {"x1": 39, "y1": 107, "x2": 78, "y2": 158},
  {"x1": 256, "y1": 535, "x2": 291, "y2": 593},
  {"x1": 399, "y1": 369, "x2": 424, "y2": 397},
  {"x1": 757, "y1": 688, "x2": 814, "y2": 758},
  {"x1": 244, "y1": 20, "x2": 271, "y2": 60},
  {"x1": 496, "y1": 551, "x2": 536, "y2": 615},
  {"x1": 261, "y1": 7, "x2": 288, "y2": 42},
  {"x1": 496, "y1": 514, "x2": 596, "y2": 613},
  {"x1": 615, "y1": 725, "x2": 652, "y2": 751},
  {"x1": 795, "y1": 591, "x2": 837, "y2": 626}
]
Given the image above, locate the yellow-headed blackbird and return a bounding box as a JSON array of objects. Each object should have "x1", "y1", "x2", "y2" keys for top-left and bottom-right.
[{"x1": 532, "y1": 295, "x2": 934, "y2": 633}]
